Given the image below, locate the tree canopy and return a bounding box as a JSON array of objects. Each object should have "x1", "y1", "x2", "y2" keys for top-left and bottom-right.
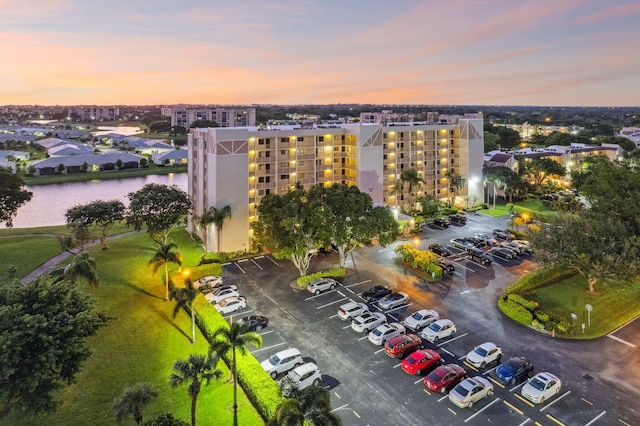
[
  {"x1": 518, "y1": 157, "x2": 565, "y2": 192},
  {"x1": 66, "y1": 199, "x2": 125, "y2": 249},
  {"x1": 127, "y1": 184, "x2": 192, "y2": 245},
  {"x1": 0, "y1": 166, "x2": 33, "y2": 227},
  {"x1": 0, "y1": 277, "x2": 110, "y2": 416}
]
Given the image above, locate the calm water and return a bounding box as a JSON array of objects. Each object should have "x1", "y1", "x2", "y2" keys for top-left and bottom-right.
[{"x1": 8, "y1": 173, "x2": 187, "y2": 228}]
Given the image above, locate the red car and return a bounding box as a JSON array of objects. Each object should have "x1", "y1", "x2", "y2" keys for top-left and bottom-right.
[
  {"x1": 423, "y1": 364, "x2": 467, "y2": 394},
  {"x1": 401, "y1": 349, "x2": 442, "y2": 375},
  {"x1": 384, "y1": 334, "x2": 423, "y2": 359}
]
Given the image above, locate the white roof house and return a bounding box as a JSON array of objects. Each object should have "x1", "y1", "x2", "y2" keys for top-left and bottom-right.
[
  {"x1": 152, "y1": 149, "x2": 188, "y2": 165},
  {"x1": 29, "y1": 153, "x2": 144, "y2": 176}
]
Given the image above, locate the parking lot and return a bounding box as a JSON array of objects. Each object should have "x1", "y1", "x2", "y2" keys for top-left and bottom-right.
[{"x1": 214, "y1": 213, "x2": 640, "y2": 425}]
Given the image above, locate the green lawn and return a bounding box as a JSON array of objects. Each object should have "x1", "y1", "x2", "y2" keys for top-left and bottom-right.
[
  {"x1": 523, "y1": 275, "x2": 640, "y2": 339},
  {"x1": 0, "y1": 230, "x2": 262, "y2": 426},
  {"x1": 480, "y1": 198, "x2": 557, "y2": 218},
  {"x1": 0, "y1": 235, "x2": 61, "y2": 281}
]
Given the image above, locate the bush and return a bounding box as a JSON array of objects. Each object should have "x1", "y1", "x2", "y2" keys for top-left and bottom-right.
[
  {"x1": 531, "y1": 319, "x2": 546, "y2": 330},
  {"x1": 142, "y1": 413, "x2": 190, "y2": 426},
  {"x1": 296, "y1": 268, "x2": 346, "y2": 287},
  {"x1": 535, "y1": 311, "x2": 550, "y2": 324},
  {"x1": 504, "y1": 265, "x2": 578, "y2": 294},
  {"x1": 498, "y1": 297, "x2": 534, "y2": 325},
  {"x1": 507, "y1": 294, "x2": 538, "y2": 311}
]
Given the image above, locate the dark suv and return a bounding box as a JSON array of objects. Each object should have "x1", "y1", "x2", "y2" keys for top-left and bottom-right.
[
  {"x1": 449, "y1": 214, "x2": 467, "y2": 225},
  {"x1": 432, "y1": 217, "x2": 450, "y2": 228},
  {"x1": 495, "y1": 357, "x2": 534, "y2": 384},
  {"x1": 493, "y1": 229, "x2": 515, "y2": 241},
  {"x1": 467, "y1": 248, "x2": 492, "y2": 266},
  {"x1": 438, "y1": 260, "x2": 455, "y2": 275},
  {"x1": 429, "y1": 243, "x2": 452, "y2": 257}
]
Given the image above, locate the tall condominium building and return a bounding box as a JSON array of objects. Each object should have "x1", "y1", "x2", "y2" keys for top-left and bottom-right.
[
  {"x1": 188, "y1": 119, "x2": 484, "y2": 252},
  {"x1": 67, "y1": 106, "x2": 120, "y2": 121},
  {"x1": 161, "y1": 106, "x2": 256, "y2": 129}
]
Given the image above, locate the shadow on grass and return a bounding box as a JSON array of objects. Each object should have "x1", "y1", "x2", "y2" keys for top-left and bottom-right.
[
  {"x1": 119, "y1": 280, "x2": 164, "y2": 300},
  {"x1": 148, "y1": 302, "x2": 191, "y2": 342}
]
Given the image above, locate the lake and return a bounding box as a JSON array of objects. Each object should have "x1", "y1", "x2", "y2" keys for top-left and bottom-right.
[{"x1": 8, "y1": 173, "x2": 187, "y2": 228}]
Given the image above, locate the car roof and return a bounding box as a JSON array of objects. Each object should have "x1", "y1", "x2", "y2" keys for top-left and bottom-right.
[
  {"x1": 433, "y1": 319, "x2": 453, "y2": 326},
  {"x1": 274, "y1": 348, "x2": 301, "y2": 358},
  {"x1": 533, "y1": 372, "x2": 559, "y2": 382},
  {"x1": 477, "y1": 342, "x2": 498, "y2": 350},
  {"x1": 292, "y1": 362, "x2": 318, "y2": 375}
]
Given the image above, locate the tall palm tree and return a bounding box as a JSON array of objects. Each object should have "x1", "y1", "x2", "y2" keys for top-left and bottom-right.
[
  {"x1": 169, "y1": 353, "x2": 222, "y2": 426},
  {"x1": 400, "y1": 169, "x2": 424, "y2": 213},
  {"x1": 445, "y1": 171, "x2": 466, "y2": 207},
  {"x1": 210, "y1": 323, "x2": 262, "y2": 426},
  {"x1": 270, "y1": 386, "x2": 342, "y2": 426},
  {"x1": 196, "y1": 205, "x2": 232, "y2": 253},
  {"x1": 113, "y1": 382, "x2": 158, "y2": 425},
  {"x1": 149, "y1": 242, "x2": 183, "y2": 301},
  {"x1": 50, "y1": 250, "x2": 99, "y2": 287},
  {"x1": 171, "y1": 278, "x2": 199, "y2": 344}
]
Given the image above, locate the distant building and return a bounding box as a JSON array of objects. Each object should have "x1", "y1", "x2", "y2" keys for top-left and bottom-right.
[
  {"x1": 67, "y1": 106, "x2": 120, "y2": 121},
  {"x1": 161, "y1": 106, "x2": 256, "y2": 129},
  {"x1": 360, "y1": 110, "x2": 415, "y2": 125},
  {"x1": 619, "y1": 127, "x2": 640, "y2": 147},
  {"x1": 152, "y1": 149, "x2": 188, "y2": 166},
  {"x1": 498, "y1": 122, "x2": 585, "y2": 140},
  {"x1": 29, "y1": 153, "x2": 143, "y2": 176}
]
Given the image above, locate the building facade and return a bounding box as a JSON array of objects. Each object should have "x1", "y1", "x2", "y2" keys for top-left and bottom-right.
[
  {"x1": 67, "y1": 106, "x2": 120, "y2": 121},
  {"x1": 188, "y1": 119, "x2": 484, "y2": 252},
  {"x1": 161, "y1": 106, "x2": 256, "y2": 129}
]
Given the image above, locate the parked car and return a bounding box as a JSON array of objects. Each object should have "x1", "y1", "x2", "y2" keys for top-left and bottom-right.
[
  {"x1": 306, "y1": 278, "x2": 338, "y2": 294},
  {"x1": 337, "y1": 301, "x2": 369, "y2": 321},
  {"x1": 521, "y1": 372, "x2": 562, "y2": 404},
  {"x1": 368, "y1": 322, "x2": 406, "y2": 345},
  {"x1": 495, "y1": 356, "x2": 534, "y2": 385},
  {"x1": 474, "y1": 233, "x2": 499, "y2": 246},
  {"x1": 194, "y1": 275, "x2": 223, "y2": 289},
  {"x1": 450, "y1": 238, "x2": 475, "y2": 251},
  {"x1": 512, "y1": 239, "x2": 532, "y2": 253},
  {"x1": 449, "y1": 214, "x2": 467, "y2": 225},
  {"x1": 279, "y1": 362, "x2": 322, "y2": 397},
  {"x1": 493, "y1": 229, "x2": 515, "y2": 241},
  {"x1": 448, "y1": 377, "x2": 494, "y2": 408},
  {"x1": 421, "y1": 319, "x2": 456, "y2": 343},
  {"x1": 238, "y1": 315, "x2": 269, "y2": 332},
  {"x1": 351, "y1": 312, "x2": 387, "y2": 333},
  {"x1": 467, "y1": 236, "x2": 487, "y2": 248},
  {"x1": 361, "y1": 285, "x2": 392, "y2": 302},
  {"x1": 433, "y1": 217, "x2": 450, "y2": 228},
  {"x1": 438, "y1": 260, "x2": 455, "y2": 275},
  {"x1": 377, "y1": 292, "x2": 409, "y2": 310},
  {"x1": 204, "y1": 286, "x2": 240, "y2": 304},
  {"x1": 500, "y1": 241, "x2": 527, "y2": 255},
  {"x1": 402, "y1": 309, "x2": 440, "y2": 331},
  {"x1": 424, "y1": 364, "x2": 467, "y2": 394},
  {"x1": 261, "y1": 348, "x2": 304, "y2": 379},
  {"x1": 429, "y1": 243, "x2": 453, "y2": 257},
  {"x1": 465, "y1": 342, "x2": 502, "y2": 369},
  {"x1": 401, "y1": 349, "x2": 442, "y2": 375},
  {"x1": 213, "y1": 296, "x2": 247, "y2": 315},
  {"x1": 489, "y1": 247, "x2": 517, "y2": 260},
  {"x1": 467, "y1": 248, "x2": 493, "y2": 266},
  {"x1": 384, "y1": 333, "x2": 423, "y2": 359}
]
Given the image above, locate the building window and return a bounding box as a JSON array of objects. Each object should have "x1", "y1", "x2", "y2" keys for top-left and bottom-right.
[
  {"x1": 258, "y1": 177, "x2": 264, "y2": 183},
  {"x1": 299, "y1": 161, "x2": 304, "y2": 166},
  {"x1": 383, "y1": 133, "x2": 388, "y2": 138},
  {"x1": 265, "y1": 189, "x2": 271, "y2": 195},
  {"x1": 297, "y1": 137, "x2": 304, "y2": 141},
  {"x1": 281, "y1": 174, "x2": 289, "y2": 179},
  {"x1": 280, "y1": 137, "x2": 288, "y2": 143},
  {"x1": 318, "y1": 136, "x2": 324, "y2": 142},
  {"x1": 265, "y1": 164, "x2": 270, "y2": 170},
  {"x1": 383, "y1": 154, "x2": 387, "y2": 160},
  {"x1": 281, "y1": 150, "x2": 287, "y2": 155}
]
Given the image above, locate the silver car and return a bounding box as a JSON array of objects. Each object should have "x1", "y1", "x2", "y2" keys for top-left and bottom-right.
[
  {"x1": 306, "y1": 278, "x2": 338, "y2": 294},
  {"x1": 402, "y1": 309, "x2": 439, "y2": 331},
  {"x1": 351, "y1": 312, "x2": 387, "y2": 333},
  {"x1": 448, "y1": 376, "x2": 493, "y2": 408},
  {"x1": 377, "y1": 292, "x2": 409, "y2": 310},
  {"x1": 368, "y1": 322, "x2": 406, "y2": 345}
]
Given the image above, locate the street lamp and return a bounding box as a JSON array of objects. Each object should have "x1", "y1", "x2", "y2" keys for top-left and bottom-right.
[{"x1": 413, "y1": 238, "x2": 420, "y2": 249}]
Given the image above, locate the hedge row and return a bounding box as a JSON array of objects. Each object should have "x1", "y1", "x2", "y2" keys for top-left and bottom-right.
[
  {"x1": 192, "y1": 294, "x2": 284, "y2": 422},
  {"x1": 504, "y1": 264, "x2": 578, "y2": 294},
  {"x1": 296, "y1": 267, "x2": 346, "y2": 287},
  {"x1": 395, "y1": 244, "x2": 443, "y2": 279},
  {"x1": 498, "y1": 297, "x2": 533, "y2": 325}
]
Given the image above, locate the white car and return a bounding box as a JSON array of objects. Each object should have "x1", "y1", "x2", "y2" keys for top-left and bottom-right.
[
  {"x1": 521, "y1": 372, "x2": 562, "y2": 404},
  {"x1": 204, "y1": 286, "x2": 240, "y2": 304},
  {"x1": 351, "y1": 312, "x2": 387, "y2": 333},
  {"x1": 448, "y1": 376, "x2": 494, "y2": 408},
  {"x1": 377, "y1": 292, "x2": 409, "y2": 310},
  {"x1": 402, "y1": 309, "x2": 439, "y2": 331},
  {"x1": 261, "y1": 348, "x2": 303, "y2": 379},
  {"x1": 279, "y1": 362, "x2": 322, "y2": 397},
  {"x1": 465, "y1": 342, "x2": 503, "y2": 369},
  {"x1": 306, "y1": 278, "x2": 338, "y2": 294},
  {"x1": 337, "y1": 301, "x2": 369, "y2": 321},
  {"x1": 512, "y1": 239, "x2": 532, "y2": 253},
  {"x1": 194, "y1": 275, "x2": 223, "y2": 289},
  {"x1": 213, "y1": 296, "x2": 247, "y2": 315},
  {"x1": 368, "y1": 322, "x2": 406, "y2": 345},
  {"x1": 421, "y1": 319, "x2": 456, "y2": 343}
]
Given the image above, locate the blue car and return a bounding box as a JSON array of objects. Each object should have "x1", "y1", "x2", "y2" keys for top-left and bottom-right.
[{"x1": 495, "y1": 357, "x2": 534, "y2": 385}]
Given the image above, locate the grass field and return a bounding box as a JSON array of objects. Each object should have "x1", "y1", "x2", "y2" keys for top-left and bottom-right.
[{"x1": 0, "y1": 229, "x2": 262, "y2": 426}]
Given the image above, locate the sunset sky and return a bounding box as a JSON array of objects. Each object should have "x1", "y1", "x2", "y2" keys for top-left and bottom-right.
[{"x1": 1, "y1": 0, "x2": 639, "y2": 106}]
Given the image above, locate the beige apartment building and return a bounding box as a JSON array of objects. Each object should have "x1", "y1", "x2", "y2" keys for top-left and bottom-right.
[
  {"x1": 161, "y1": 106, "x2": 256, "y2": 129},
  {"x1": 188, "y1": 119, "x2": 484, "y2": 252}
]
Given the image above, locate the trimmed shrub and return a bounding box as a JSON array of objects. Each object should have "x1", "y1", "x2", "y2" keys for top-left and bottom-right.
[
  {"x1": 535, "y1": 311, "x2": 550, "y2": 324},
  {"x1": 507, "y1": 294, "x2": 539, "y2": 311},
  {"x1": 498, "y1": 297, "x2": 534, "y2": 325},
  {"x1": 505, "y1": 265, "x2": 578, "y2": 294},
  {"x1": 296, "y1": 267, "x2": 346, "y2": 287}
]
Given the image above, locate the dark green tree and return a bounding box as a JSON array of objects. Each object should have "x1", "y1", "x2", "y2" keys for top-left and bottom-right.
[
  {"x1": 210, "y1": 323, "x2": 262, "y2": 426},
  {"x1": 0, "y1": 277, "x2": 109, "y2": 416},
  {"x1": 416, "y1": 195, "x2": 441, "y2": 222},
  {"x1": 149, "y1": 242, "x2": 183, "y2": 301},
  {"x1": 113, "y1": 383, "x2": 158, "y2": 425},
  {"x1": 169, "y1": 354, "x2": 222, "y2": 426},
  {"x1": 496, "y1": 127, "x2": 521, "y2": 150},
  {"x1": 127, "y1": 183, "x2": 192, "y2": 245},
  {"x1": 65, "y1": 199, "x2": 126, "y2": 249},
  {"x1": 170, "y1": 278, "x2": 199, "y2": 343},
  {"x1": 0, "y1": 166, "x2": 33, "y2": 227},
  {"x1": 189, "y1": 120, "x2": 219, "y2": 128},
  {"x1": 268, "y1": 386, "x2": 342, "y2": 426},
  {"x1": 142, "y1": 413, "x2": 190, "y2": 426},
  {"x1": 52, "y1": 251, "x2": 100, "y2": 288},
  {"x1": 519, "y1": 157, "x2": 566, "y2": 192},
  {"x1": 445, "y1": 171, "x2": 466, "y2": 206}
]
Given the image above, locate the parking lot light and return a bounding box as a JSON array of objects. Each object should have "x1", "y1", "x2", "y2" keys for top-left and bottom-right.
[{"x1": 413, "y1": 238, "x2": 420, "y2": 249}]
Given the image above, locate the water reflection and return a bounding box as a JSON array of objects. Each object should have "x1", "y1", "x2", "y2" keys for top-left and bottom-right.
[{"x1": 8, "y1": 173, "x2": 187, "y2": 228}]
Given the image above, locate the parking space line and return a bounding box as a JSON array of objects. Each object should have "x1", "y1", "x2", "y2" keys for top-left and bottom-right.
[
  {"x1": 448, "y1": 407, "x2": 457, "y2": 415},
  {"x1": 334, "y1": 391, "x2": 341, "y2": 398},
  {"x1": 414, "y1": 377, "x2": 423, "y2": 384},
  {"x1": 440, "y1": 347, "x2": 455, "y2": 357},
  {"x1": 305, "y1": 290, "x2": 338, "y2": 301},
  {"x1": 250, "y1": 258, "x2": 263, "y2": 270},
  {"x1": 237, "y1": 258, "x2": 248, "y2": 263},
  {"x1": 388, "y1": 313, "x2": 399, "y2": 321},
  {"x1": 438, "y1": 394, "x2": 449, "y2": 402},
  {"x1": 375, "y1": 348, "x2": 385, "y2": 354},
  {"x1": 518, "y1": 418, "x2": 531, "y2": 426},
  {"x1": 234, "y1": 262, "x2": 246, "y2": 274},
  {"x1": 606, "y1": 334, "x2": 636, "y2": 348},
  {"x1": 224, "y1": 309, "x2": 252, "y2": 318},
  {"x1": 258, "y1": 330, "x2": 274, "y2": 336},
  {"x1": 482, "y1": 366, "x2": 498, "y2": 376},
  {"x1": 336, "y1": 290, "x2": 346, "y2": 297},
  {"x1": 329, "y1": 314, "x2": 339, "y2": 319},
  {"x1": 509, "y1": 381, "x2": 526, "y2": 393},
  {"x1": 343, "y1": 324, "x2": 353, "y2": 330},
  {"x1": 584, "y1": 411, "x2": 607, "y2": 426},
  {"x1": 503, "y1": 399, "x2": 524, "y2": 415},
  {"x1": 393, "y1": 363, "x2": 402, "y2": 369},
  {"x1": 540, "y1": 390, "x2": 570, "y2": 411},
  {"x1": 352, "y1": 411, "x2": 361, "y2": 419},
  {"x1": 619, "y1": 419, "x2": 632, "y2": 426},
  {"x1": 251, "y1": 341, "x2": 287, "y2": 354},
  {"x1": 383, "y1": 303, "x2": 413, "y2": 315},
  {"x1": 358, "y1": 335, "x2": 368, "y2": 341},
  {"x1": 545, "y1": 413, "x2": 566, "y2": 426},
  {"x1": 316, "y1": 298, "x2": 348, "y2": 309},
  {"x1": 451, "y1": 261, "x2": 474, "y2": 272},
  {"x1": 345, "y1": 287, "x2": 355, "y2": 294},
  {"x1": 255, "y1": 255, "x2": 264, "y2": 259},
  {"x1": 463, "y1": 361, "x2": 479, "y2": 372},
  {"x1": 329, "y1": 403, "x2": 348, "y2": 413},
  {"x1": 464, "y1": 397, "x2": 500, "y2": 423},
  {"x1": 488, "y1": 376, "x2": 505, "y2": 388},
  {"x1": 266, "y1": 256, "x2": 280, "y2": 266},
  {"x1": 514, "y1": 393, "x2": 534, "y2": 407},
  {"x1": 423, "y1": 389, "x2": 432, "y2": 396},
  {"x1": 581, "y1": 397, "x2": 593, "y2": 405},
  {"x1": 437, "y1": 332, "x2": 468, "y2": 346},
  {"x1": 344, "y1": 279, "x2": 372, "y2": 288}
]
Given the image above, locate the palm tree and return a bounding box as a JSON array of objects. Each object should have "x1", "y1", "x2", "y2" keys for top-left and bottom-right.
[
  {"x1": 270, "y1": 386, "x2": 342, "y2": 426},
  {"x1": 210, "y1": 323, "x2": 262, "y2": 426},
  {"x1": 400, "y1": 169, "x2": 424, "y2": 213},
  {"x1": 171, "y1": 278, "x2": 199, "y2": 344},
  {"x1": 445, "y1": 171, "x2": 466, "y2": 207},
  {"x1": 50, "y1": 250, "x2": 99, "y2": 287},
  {"x1": 196, "y1": 205, "x2": 232, "y2": 253},
  {"x1": 113, "y1": 382, "x2": 158, "y2": 425},
  {"x1": 149, "y1": 242, "x2": 183, "y2": 301},
  {"x1": 169, "y1": 353, "x2": 222, "y2": 426}
]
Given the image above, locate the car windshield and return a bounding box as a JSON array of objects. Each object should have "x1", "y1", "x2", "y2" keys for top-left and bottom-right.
[
  {"x1": 405, "y1": 357, "x2": 417, "y2": 365},
  {"x1": 412, "y1": 312, "x2": 423, "y2": 320},
  {"x1": 501, "y1": 360, "x2": 519, "y2": 374},
  {"x1": 429, "y1": 323, "x2": 441, "y2": 332},
  {"x1": 268, "y1": 354, "x2": 281, "y2": 365},
  {"x1": 372, "y1": 328, "x2": 383, "y2": 336},
  {"x1": 219, "y1": 299, "x2": 230, "y2": 307},
  {"x1": 453, "y1": 383, "x2": 470, "y2": 396},
  {"x1": 427, "y1": 368, "x2": 446, "y2": 381},
  {"x1": 528, "y1": 377, "x2": 546, "y2": 391},
  {"x1": 474, "y1": 346, "x2": 488, "y2": 357},
  {"x1": 286, "y1": 370, "x2": 301, "y2": 383}
]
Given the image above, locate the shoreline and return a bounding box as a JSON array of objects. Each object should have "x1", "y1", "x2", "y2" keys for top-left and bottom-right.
[{"x1": 22, "y1": 164, "x2": 187, "y2": 186}]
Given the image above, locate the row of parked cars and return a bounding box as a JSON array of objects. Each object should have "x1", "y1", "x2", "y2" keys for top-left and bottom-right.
[
  {"x1": 260, "y1": 347, "x2": 323, "y2": 397},
  {"x1": 194, "y1": 275, "x2": 248, "y2": 314},
  {"x1": 335, "y1": 283, "x2": 562, "y2": 409},
  {"x1": 446, "y1": 228, "x2": 532, "y2": 265}
]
